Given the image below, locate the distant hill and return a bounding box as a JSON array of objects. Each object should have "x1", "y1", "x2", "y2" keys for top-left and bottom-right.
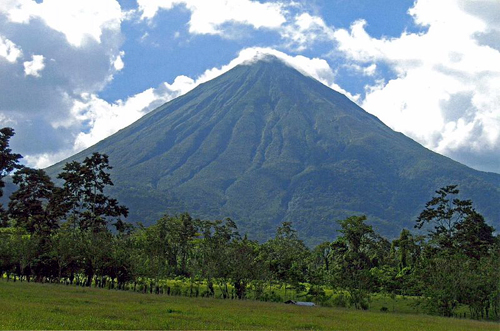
[{"x1": 45, "y1": 56, "x2": 500, "y2": 245}]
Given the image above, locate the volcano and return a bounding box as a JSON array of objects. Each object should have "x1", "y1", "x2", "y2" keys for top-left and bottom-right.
[{"x1": 47, "y1": 56, "x2": 500, "y2": 244}]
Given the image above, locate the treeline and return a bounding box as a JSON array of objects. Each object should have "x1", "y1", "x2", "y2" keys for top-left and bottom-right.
[{"x1": 0, "y1": 127, "x2": 499, "y2": 320}]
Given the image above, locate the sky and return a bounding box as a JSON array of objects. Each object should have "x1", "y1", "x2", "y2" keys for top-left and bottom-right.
[{"x1": 0, "y1": 0, "x2": 499, "y2": 174}]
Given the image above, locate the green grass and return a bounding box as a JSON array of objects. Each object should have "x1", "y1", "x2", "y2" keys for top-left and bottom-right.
[{"x1": 1, "y1": 281, "x2": 498, "y2": 330}]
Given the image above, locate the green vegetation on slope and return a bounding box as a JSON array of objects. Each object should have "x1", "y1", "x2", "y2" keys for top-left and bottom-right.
[
  {"x1": 42, "y1": 57, "x2": 500, "y2": 244},
  {"x1": 1, "y1": 281, "x2": 498, "y2": 331}
]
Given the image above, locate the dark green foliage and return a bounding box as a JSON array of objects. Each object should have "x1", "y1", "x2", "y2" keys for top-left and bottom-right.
[
  {"x1": 414, "y1": 186, "x2": 498, "y2": 319},
  {"x1": 41, "y1": 58, "x2": 500, "y2": 243},
  {"x1": 228, "y1": 236, "x2": 261, "y2": 299},
  {"x1": 57, "y1": 153, "x2": 128, "y2": 232},
  {"x1": 197, "y1": 218, "x2": 240, "y2": 298},
  {"x1": 415, "y1": 185, "x2": 475, "y2": 249},
  {"x1": 0, "y1": 128, "x2": 22, "y2": 190},
  {"x1": 263, "y1": 222, "x2": 309, "y2": 290},
  {"x1": 454, "y1": 212, "x2": 495, "y2": 260},
  {"x1": 331, "y1": 216, "x2": 382, "y2": 309},
  {"x1": 8, "y1": 168, "x2": 58, "y2": 235},
  {"x1": 0, "y1": 127, "x2": 22, "y2": 224}
]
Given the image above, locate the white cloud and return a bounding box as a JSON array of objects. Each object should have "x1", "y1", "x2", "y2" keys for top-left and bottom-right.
[
  {"x1": 346, "y1": 63, "x2": 377, "y2": 77},
  {"x1": 113, "y1": 51, "x2": 125, "y2": 71},
  {"x1": 280, "y1": 13, "x2": 335, "y2": 51},
  {"x1": 165, "y1": 47, "x2": 359, "y2": 101},
  {"x1": 363, "y1": 64, "x2": 376, "y2": 76},
  {"x1": 0, "y1": 0, "x2": 126, "y2": 169},
  {"x1": 0, "y1": 35, "x2": 22, "y2": 63},
  {"x1": 0, "y1": 0, "x2": 123, "y2": 47},
  {"x1": 136, "y1": 1, "x2": 338, "y2": 51},
  {"x1": 23, "y1": 54, "x2": 45, "y2": 77},
  {"x1": 137, "y1": 0, "x2": 286, "y2": 36},
  {"x1": 23, "y1": 149, "x2": 76, "y2": 169},
  {"x1": 71, "y1": 87, "x2": 177, "y2": 151},
  {"x1": 334, "y1": 0, "x2": 500, "y2": 173}
]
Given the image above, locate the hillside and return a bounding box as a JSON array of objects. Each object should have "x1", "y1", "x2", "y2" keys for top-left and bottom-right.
[{"x1": 46, "y1": 56, "x2": 500, "y2": 244}]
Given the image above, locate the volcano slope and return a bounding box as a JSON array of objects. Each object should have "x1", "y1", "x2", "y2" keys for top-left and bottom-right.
[{"x1": 46, "y1": 57, "x2": 500, "y2": 244}]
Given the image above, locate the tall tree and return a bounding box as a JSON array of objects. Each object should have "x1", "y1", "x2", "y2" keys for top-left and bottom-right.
[
  {"x1": 415, "y1": 185, "x2": 475, "y2": 249},
  {"x1": 198, "y1": 218, "x2": 240, "y2": 298},
  {"x1": 331, "y1": 216, "x2": 378, "y2": 309},
  {"x1": 264, "y1": 222, "x2": 309, "y2": 298},
  {"x1": 454, "y1": 211, "x2": 495, "y2": 260},
  {"x1": 227, "y1": 236, "x2": 261, "y2": 299},
  {"x1": 58, "y1": 153, "x2": 128, "y2": 231},
  {"x1": 415, "y1": 186, "x2": 497, "y2": 318},
  {"x1": 8, "y1": 168, "x2": 58, "y2": 235},
  {"x1": 0, "y1": 127, "x2": 22, "y2": 224}
]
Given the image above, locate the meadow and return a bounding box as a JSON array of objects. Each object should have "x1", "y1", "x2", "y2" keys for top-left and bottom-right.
[{"x1": 1, "y1": 280, "x2": 498, "y2": 330}]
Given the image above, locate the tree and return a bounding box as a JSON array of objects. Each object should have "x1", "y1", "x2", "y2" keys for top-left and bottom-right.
[
  {"x1": 133, "y1": 222, "x2": 169, "y2": 292},
  {"x1": 387, "y1": 229, "x2": 423, "y2": 296},
  {"x1": 0, "y1": 127, "x2": 22, "y2": 224},
  {"x1": 308, "y1": 241, "x2": 333, "y2": 284},
  {"x1": 263, "y1": 222, "x2": 309, "y2": 299},
  {"x1": 159, "y1": 213, "x2": 198, "y2": 276},
  {"x1": 133, "y1": 213, "x2": 199, "y2": 293},
  {"x1": 49, "y1": 224, "x2": 82, "y2": 283},
  {"x1": 415, "y1": 186, "x2": 498, "y2": 318},
  {"x1": 331, "y1": 215, "x2": 380, "y2": 309},
  {"x1": 8, "y1": 168, "x2": 59, "y2": 235},
  {"x1": 415, "y1": 185, "x2": 475, "y2": 249},
  {"x1": 58, "y1": 153, "x2": 128, "y2": 231},
  {"x1": 227, "y1": 236, "x2": 261, "y2": 299},
  {"x1": 337, "y1": 215, "x2": 374, "y2": 255},
  {"x1": 417, "y1": 252, "x2": 463, "y2": 317},
  {"x1": 454, "y1": 211, "x2": 495, "y2": 260},
  {"x1": 197, "y1": 218, "x2": 240, "y2": 298}
]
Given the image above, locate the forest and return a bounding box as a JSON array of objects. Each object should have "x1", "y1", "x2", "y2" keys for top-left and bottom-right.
[{"x1": 0, "y1": 127, "x2": 499, "y2": 321}]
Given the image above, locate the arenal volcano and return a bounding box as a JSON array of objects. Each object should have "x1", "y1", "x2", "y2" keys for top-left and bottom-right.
[{"x1": 47, "y1": 56, "x2": 500, "y2": 244}]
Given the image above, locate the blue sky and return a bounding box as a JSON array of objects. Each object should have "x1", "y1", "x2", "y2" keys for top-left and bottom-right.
[{"x1": 0, "y1": 0, "x2": 499, "y2": 173}]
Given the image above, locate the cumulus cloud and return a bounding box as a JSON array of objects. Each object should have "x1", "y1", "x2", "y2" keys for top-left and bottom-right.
[
  {"x1": 0, "y1": 0, "x2": 123, "y2": 47},
  {"x1": 0, "y1": 0, "x2": 125, "y2": 168},
  {"x1": 0, "y1": 35, "x2": 22, "y2": 62},
  {"x1": 182, "y1": 47, "x2": 340, "y2": 88},
  {"x1": 137, "y1": 0, "x2": 286, "y2": 36},
  {"x1": 234, "y1": 48, "x2": 358, "y2": 100},
  {"x1": 72, "y1": 88, "x2": 172, "y2": 152},
  {"x1": 333, "y1": 0, "x2": 500, "y2": 173},
  {"x1": 23, "y1": 54, "x2": 45, "y2": 77},
  {"x1": 135, "y1": 0, "x2": 337, "y2": 51},
  {"x1": 113, "y1": 51, "x2": 125, "y2": 71},
  {"x1": 280, "y1": 12, "x2": 335, "y2": 51}
]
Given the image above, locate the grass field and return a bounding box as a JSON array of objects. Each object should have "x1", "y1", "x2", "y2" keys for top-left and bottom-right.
[{"x1": 0, "y1": 280, "x2": 498, "y2": 330}]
